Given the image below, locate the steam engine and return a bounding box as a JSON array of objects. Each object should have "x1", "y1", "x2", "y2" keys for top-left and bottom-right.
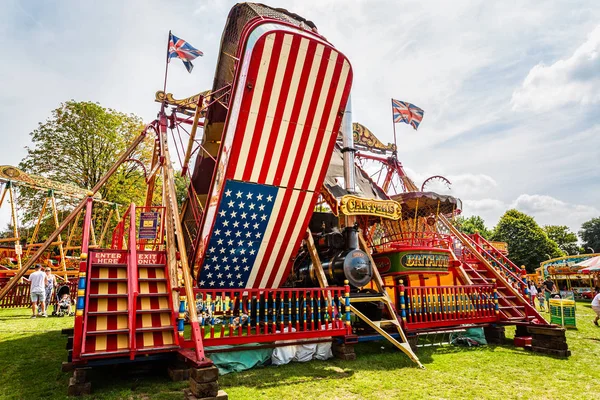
[{"x1": 292, "y1": 224, "x2": 373, "y2": 288}]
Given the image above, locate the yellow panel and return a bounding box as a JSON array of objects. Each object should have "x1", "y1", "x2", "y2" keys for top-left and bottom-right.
[
  {"x1": 117, "y1": 334, "x2": 128, "y2": 349},
  {"x1": 98, "y1": 282, "x2": 108, "y2": 295},
  {"x1": 155, "y1": 269, "x2": 165, "y2": 279},
  {"x1": 97, "y1": 298, "x2": 108, "y2": 312},
  {"x1": 158, "y1": 297, "x2": 169, "y2": 309},
  {"x1": 160, "y1": 313, "x2": 170, "y2": 327},
  {"x1": 117, "y1": 298, "x2": 128, "y2": 312},
  {"x1": 142, "y1": 314, "x2": 152, "y2": 328},
  {"x1": 140, "y1": 282, "x2": 149, "y2": 294},
  {"x1": 96, "y1": 316, "x2": 107, "y2": 331},
  {"x1": 162, "y1": 331, "x2": 174, "y2": 345},
  {"x1": 117, "y1": 315, "x2": 128, "y2": 329},
  {"x1": 143, "y1": 332, "x2": 154, "y2": 347},
  {"x1": 157, "y1": 282, "x2": 167, "y2": 293},
  {"x1": 99, "y1": 268, "x2": 109, "y2": 279},
  {"x1": 139, "y1": 268, "x2": 148, "y2": 279},
  {"x1": 439, "y1": 273, "x2": 454, "y2": 286},
  {"x1": 140, "y1": 297, "x2": 151, "y2": 310},
  {"x1": 117, "y1": 268, "x2": 127, "y2": 279},
  {"x1": 409, "y1": 276, "x2": 420, "y2": 287},
  {"x1": 116, "y1": 282, "x2": 127, "y2": 294},
  {"x1": 95, "y1": 335, "x2": 107, "y2": 351}
]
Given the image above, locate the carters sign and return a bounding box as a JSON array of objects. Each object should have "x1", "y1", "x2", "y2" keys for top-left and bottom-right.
[{"x1": 339, "y1": 195, "x2": 401, "y2": 220}]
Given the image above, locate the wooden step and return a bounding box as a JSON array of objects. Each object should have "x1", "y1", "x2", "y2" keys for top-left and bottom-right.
[
  {"x1": 89, "y1": 278, "x2": 129, "y2": 283},
  {"x1": 136, "y1": 326, "x2": 175, "y2": 332},
  {"x1": 135, "y1": 308, "x2": 172, "y2": 314},
  {"x1": 89, "y1": 294, "x2": 128, "y2": 298},
  {"x1": 81, "y1": 349, "x2": 129, "y2": 358},
  {"x1": 373, "y1": 319, "x2": 399, "y2": 328},
  {"x1": 87, "y1": 310, "x2": 129, "y2": 316},
  {"x1": 137, "y1": 264, "x2": 166, "y2": 268},
  {"x1": 137, "y1": 293, "x2": 170, "y2": 297},
  {"x1": 86, "y1": 329, "x2": 129, "y2": 336},
  {"x1": 136, "y1": 345, "x2": 179, "y2": 353}
]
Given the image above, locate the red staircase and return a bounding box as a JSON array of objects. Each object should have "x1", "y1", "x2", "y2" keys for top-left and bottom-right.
[
  {"x1": 73, "y1": 203, "x2": 181, "y2": 363},
  {"x1": 78, "y1": 248, "x2": 178, "y2": 360},
  {"x1": 440, "y1": 216, "x2": 547, "y2": 325}
]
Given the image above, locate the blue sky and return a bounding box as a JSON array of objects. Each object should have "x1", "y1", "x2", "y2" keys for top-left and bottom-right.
[{"x1": 0, "y1": 0, "x2": 599, "y2": 234}]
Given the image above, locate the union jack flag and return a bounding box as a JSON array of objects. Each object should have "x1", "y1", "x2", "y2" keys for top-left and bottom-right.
[
  {"x1": 392, "y1": 99, "x2": 424, "y2": 130},
  {"x1": 168, "y1": 33, "x2": 203, "y2": 73}
]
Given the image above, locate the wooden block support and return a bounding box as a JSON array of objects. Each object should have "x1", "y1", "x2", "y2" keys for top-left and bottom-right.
[
  {"x1": 190, "y1": 366, "x2": 219, "y2": 383},
  {"x1": 332, "y1": 342, "x2": 356, "y2": 361},
  {"x1": 168, "y1": 367, "x2": 191, "y2": 382},
  {"x1": 184, "y1": 388, "x2": 229, "y2": 400},
  {"x1": 67, "y1": 377, "x2": 91, "y2": 396},
  {"x1": 189, "y1": 379, "x2": 219, "y2": 398},
  {"x1": 483, "y1": 326, "x2": 505, "y2": 344}
]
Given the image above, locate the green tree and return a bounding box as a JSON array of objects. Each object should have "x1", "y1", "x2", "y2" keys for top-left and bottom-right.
[
  {"x1": 16, "y1": 101, "x2": 153, "y2": 240},
  {"x1": 579, "y1": 217, "x2": 600, "y2": 253},
  {"x1": 492, "y1": 209, "x2": 563, "y2": 272},
  {"x1": 543, "y1": 225, "x2": 580, "y2": 255},
  {"x1": 454, "y1": 215, "x2": 493, "y2": 239}
]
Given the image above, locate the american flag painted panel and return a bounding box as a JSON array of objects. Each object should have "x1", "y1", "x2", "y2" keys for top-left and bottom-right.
[{"x1": 195, "y1": 22, "x2": 353, "y2": 289}]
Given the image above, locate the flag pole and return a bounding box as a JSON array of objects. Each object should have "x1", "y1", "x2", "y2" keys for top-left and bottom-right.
[
  {"x1": 161, "y1": 30, "x2": 172, "y2": 111},
  {"x1": 391, "y1": 98, "x2": 398, "y2": 154}
]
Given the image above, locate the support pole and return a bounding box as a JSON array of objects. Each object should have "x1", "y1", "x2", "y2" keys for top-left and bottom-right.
[
  {"x1": 0, "y1": 129, "x2": 148, "y2": 301},
  {"x1": 7, "y1": 183, "x2": 22, "y2": 272},
  {"x1": 50, "y1": 191, "x2": 68, "y2": 277},
  {"x1": 159, "y1": 115, "x2": 206, "y2": 361},
  {"x1": 341, "y1": 96, "x2": 355, "y2": 227},
  {"x1": 181, "y1": 95, "x2": 204, "y2": 176}
]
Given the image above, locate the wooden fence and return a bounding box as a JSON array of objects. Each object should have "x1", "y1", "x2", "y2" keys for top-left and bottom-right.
[{"x1": 0, "y1": 281, "x2": 78, "y2": 309}]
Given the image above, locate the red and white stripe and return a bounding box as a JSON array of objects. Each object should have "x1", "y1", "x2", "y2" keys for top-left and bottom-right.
[{"x1": 198, "y1": 23, "x2": 352, "y2": 288}]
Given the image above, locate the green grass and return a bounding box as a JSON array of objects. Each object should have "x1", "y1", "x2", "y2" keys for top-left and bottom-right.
[{"x1": 0, "y1": 303, "x2": 599, "y2": 399}]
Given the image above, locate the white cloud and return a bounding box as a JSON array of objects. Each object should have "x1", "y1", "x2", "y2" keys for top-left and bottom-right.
[
  {"x1": 510, "y1": 194, "x2": 599, "y2": 230},
  {"x1": 511, "y1": 25, "x2": 600, "y2": 112},
  {"x1": 461, "y1": 194, "x2": 599, "y2": 233}
]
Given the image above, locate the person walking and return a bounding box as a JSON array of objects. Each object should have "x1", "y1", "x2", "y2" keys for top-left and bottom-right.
[
  {"x1": 542, "y1": 277, "x2": 555, "y2": 312},
  {"x1": 591, "y1": 288, "x2": 600, "y2": 327},
  {"x1": 29, "y1": 264, "x2": 48, "y2": 318},
  {"x1": 44, "y1": 267, "x2": 57, "y2": 314}
]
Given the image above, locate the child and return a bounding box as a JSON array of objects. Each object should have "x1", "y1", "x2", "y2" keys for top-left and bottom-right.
[
  {"x1": 537, "y1": 293, "x2": 546, "y2": 312},
  {"x1": 59, "y1": 293, "x2": 73, "y2": 316}
]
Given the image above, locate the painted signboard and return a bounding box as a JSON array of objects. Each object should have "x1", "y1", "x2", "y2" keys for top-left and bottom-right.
[
  {"x1": 138, "y1": 212, "x2": 160, "y2": 240},
  {"x1": 373, "y1": 249, "x2": 450, "y2": 274}
]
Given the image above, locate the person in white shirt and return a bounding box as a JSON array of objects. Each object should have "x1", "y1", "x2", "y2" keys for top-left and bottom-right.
[
  {"x1": 529, "y1": 282, "x2": 538, "y2": 308},
  {"x1": 591, "y1": 289, "x2": 600, "y2": 327},
  {"x1": 28, "y1": 264, "x2": 48, "y2": 318}
]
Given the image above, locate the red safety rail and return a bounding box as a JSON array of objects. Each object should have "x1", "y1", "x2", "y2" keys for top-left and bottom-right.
[
  {"x1": 400, "y1": 284, "x2": 499, "y2": 330},
  {"x1": 0, "y1": 281, "x2": 78, "y2": 308},
  {"x1": 178, "y1": 287, "x2": 349, "y2": 347},
  {"x1": 371, "y1": 232, "x2": 452, "y2": 252},
  {"x1": 111, "y1": 205, "x2": 166, "y2": 252},
  {"x1": 470, "y1": 233, "x2": 524, "y2": 278},
  {"x1": 127, "y1": 204, "x2": 138, "y2": 360},
  {"x1": 458, "y1": 234, "x2": 527, "y2": 296},
  {"x1": 75, "y1": 197, "x2": 94, "y2": 361}
]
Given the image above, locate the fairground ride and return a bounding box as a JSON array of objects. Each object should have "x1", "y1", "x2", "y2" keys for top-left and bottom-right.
[{"x1": 0, "y1": 3, "x2": 572, "y2": 397}]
